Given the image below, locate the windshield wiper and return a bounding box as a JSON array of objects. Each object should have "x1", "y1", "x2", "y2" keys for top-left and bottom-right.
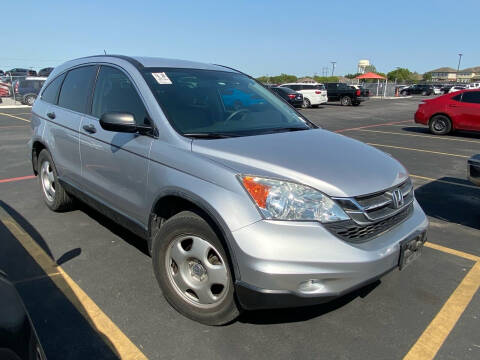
[
  {"x1": 266, "y1": 127, "x2": 310, "y2": 134},
  {"x1": 183, "y1": 132, "x2": 240, "y2": 139}
]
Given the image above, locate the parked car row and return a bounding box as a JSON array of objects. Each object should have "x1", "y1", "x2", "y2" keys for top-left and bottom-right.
[
  {"x1": 0, "y1": 67, "x2": 53, "y2": 78},
  {"x1": 267, "y1": 82, "x2": 369, "y2": 108}
]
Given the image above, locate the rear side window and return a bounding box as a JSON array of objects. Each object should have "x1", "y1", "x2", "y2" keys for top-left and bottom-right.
[
  {"x1": 452, "y1": 94, "x2": 462, "y2": 101},
  {"x1": 462, "y1": 91, "x2": 480, "y2": 104},
  {"x1": 286, "y1": 84, "x2": 299, "y2": 91},
  {"x1": 58, "y1": 66, "x2": 96, "y2": 113},
  {"x1": 41, "y1": 73, "x2": 65, "y2": 104},
  {"x1": 92, "y1": 66, "x2": 148, "y2": 125}
]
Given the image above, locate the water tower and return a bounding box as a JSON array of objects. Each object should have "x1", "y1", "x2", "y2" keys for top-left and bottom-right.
[{"x1": 358, "y1": 59, "x2": 370, "y2": 74}]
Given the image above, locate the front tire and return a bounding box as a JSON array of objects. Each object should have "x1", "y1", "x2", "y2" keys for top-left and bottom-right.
[
  {"x1": 152, "y1": 211, "x2": 239, "y2": 325},
  {"x1": 429, "y1": 115, "x2": 452, "y2": 135},
  {"x1": 37, "y1": 150, "x2": 73, "y2": 211}
]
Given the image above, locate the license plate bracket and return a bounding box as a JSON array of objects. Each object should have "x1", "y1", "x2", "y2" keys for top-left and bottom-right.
[{"x1": 399, "y1": 232, "x2": 426, "y2": 270}]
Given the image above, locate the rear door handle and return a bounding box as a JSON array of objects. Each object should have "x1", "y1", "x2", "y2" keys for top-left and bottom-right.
[
  {"x1": 47, "y1": 112, "x2": 55, "y2": 119},
  {"x1": 82, "y1": 124, "x2": 97, "y2": 134}
]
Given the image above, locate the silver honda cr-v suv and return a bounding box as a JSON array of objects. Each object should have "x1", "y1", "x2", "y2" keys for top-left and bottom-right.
[{"x1": 28, "y1": 55, "x2": 428, "y2": 325}]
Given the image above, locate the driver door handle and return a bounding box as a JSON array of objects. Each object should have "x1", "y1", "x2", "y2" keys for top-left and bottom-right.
[
  {"x1": 47, "y1": 112, "x2": 55, "y2": 119},
  {"x1": 82, "y1": 124, "x2": 97, "y2": 134}
]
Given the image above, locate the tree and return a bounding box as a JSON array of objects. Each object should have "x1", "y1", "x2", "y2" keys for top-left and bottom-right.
[
  {"x1": 344, "y1": 73, "x2": 361, "y2": 79},
  {"x1": 387, "y1": 68, "x2": 413, "y2": 82},
  {"x1": 364, "y1": 65, "x2": 377, "y2": 73},
  {"x1": 313, "y1": 75, "x2": 339, "y2": 83},
  {"x1": 270, "y1": 73, "x2": 297, "y2": 84},
  {"x1": 422, "y1": 72, "x2": 432, "y2": 81}
]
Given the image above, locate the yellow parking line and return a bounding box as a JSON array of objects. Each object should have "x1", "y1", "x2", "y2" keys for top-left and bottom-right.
[
  {"x1": 425, "y1": 242, "x2": 480, "y2": 262},
  {"x1": 410, "y1": 174, "x2": 480, "y2": 190},
  {"x1": 403, "y1": 262, "x2": 480, "y2": 360},
  {"x1": 357, "y1": 129, "x2": 480, "y2": 145},
  {"x1": 0, "y1": 207, "x2": 147, "y2": 360},
  {"x1": 367, "y1": 143, "x2": 469, "y2": 158},
  {"x1": 0, "y1": 112, "x2": 31, "y2": 122}
]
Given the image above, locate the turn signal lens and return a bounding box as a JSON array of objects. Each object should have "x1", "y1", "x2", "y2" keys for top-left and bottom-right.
[{"x1": 242, "y1": 176, "x2": 270, "y2": 208}]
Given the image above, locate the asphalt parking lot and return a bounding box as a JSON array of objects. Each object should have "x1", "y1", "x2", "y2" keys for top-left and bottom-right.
[{"x1": 0, "y1": 97, "x2": 479, "y2": 360}]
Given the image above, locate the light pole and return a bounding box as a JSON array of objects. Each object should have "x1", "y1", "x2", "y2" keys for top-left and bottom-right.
[
  {"x1": 456, "y1": 53, "x2": 463, "y2": 82},
  {"x1": 331, "y1": 61, "x2": 336, "y2": 77}
]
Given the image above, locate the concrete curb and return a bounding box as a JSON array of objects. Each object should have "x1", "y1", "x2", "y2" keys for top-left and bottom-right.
[
  {"x1": 369, "y1": 96, "x2": 413, "y2": 100},
  {"x1": 0, "y1": 105, "x2": 31, "y2": 109}
]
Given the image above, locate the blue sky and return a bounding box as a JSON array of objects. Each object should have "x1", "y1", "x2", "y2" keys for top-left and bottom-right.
[{"x1": 3, "y1": 0, "x2": 479, "y2": 76}]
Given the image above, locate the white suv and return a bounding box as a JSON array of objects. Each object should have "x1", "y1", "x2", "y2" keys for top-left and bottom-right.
[{"x1": 280, "y1": 83, "x2": 328, "y2": 108}]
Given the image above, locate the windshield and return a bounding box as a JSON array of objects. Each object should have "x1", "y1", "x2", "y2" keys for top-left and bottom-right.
[{"x1": 142, "y1": 68, "x2": 312, "y2": 137}]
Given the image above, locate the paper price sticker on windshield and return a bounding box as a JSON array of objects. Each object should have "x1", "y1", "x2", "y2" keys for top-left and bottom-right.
[{"x1": 152, "y1": 72, "x2": 172, "y2": 84}]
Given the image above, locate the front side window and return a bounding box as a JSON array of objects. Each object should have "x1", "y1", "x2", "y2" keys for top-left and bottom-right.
[
  {"x1": 41, "y1": 73, "x2": 66, "y2": 105},
  {"x1": 92, "y1": 66, "x2": 148, "y2": 125},
  {"x1": 142, "y1": 68, "x2": 312, "y2": 137},
  {"x1": 461, "y1": 91, "x2": 480, "y2": 104},
  {"x1": 58, "y1": 66, "x2": 96, "y2": 113}
]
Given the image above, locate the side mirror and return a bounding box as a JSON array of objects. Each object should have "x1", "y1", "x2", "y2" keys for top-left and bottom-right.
[{"x1": 99, "y1": 112, "x2": 137, "y2": 133}]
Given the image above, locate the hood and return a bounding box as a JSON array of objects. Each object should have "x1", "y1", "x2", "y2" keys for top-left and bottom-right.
[{"x1": 192, "y1": 129, "x2": 408, "y2": 197}]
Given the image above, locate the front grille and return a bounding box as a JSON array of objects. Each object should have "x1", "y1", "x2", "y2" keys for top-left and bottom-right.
[
  {"x1": 325, "y1": 204, "x2": 413, "y2": 243},
  {"x1": 329, "y1": 178, "x2": 415, "y2": 242}
]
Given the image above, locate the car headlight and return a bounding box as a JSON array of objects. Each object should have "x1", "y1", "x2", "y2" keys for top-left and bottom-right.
[{"x1": 240, "y1": 176, "x2": 349, "y2": 223}]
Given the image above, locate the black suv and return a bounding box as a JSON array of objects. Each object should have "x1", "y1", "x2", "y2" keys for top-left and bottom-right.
[
  {"x1": 400, "y1": 84, "x2": 434, "y2": 96},
  {"x1": 14, "y1": 78, "x2": 46, "y2": 105}
]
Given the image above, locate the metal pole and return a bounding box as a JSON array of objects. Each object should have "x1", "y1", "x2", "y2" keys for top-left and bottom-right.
[
  {"x1": 331, "y1": 62, "x2": 336, "y2": 77},
  {"x1": 10, "y1": 73, "x2": 16, "y2": 105},
  {"x1": 456, "y1": 53, "x2": 463, "y2": 83}
]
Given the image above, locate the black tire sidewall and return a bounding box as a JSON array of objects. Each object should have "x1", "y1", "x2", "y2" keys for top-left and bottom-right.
[
  {"x1": 151, "y1": 211, "x2": 239, "y2": 325},
  {"x1": 37, "y1": 150, "x2": 71, "y2": 211},
  {"x1": 341, "y1": 96, "x2": 352, "y2": 106},
  {"x1": 429, "y1": 115, "x2": 452, "y2": 135}
]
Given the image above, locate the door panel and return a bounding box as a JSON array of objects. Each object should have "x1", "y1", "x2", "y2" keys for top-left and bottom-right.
[
  {"x1": 459, "y1": 92, "x2": 480, "y2": 131},
  {"x1": 79, "y1": 116, "x2": 152, "y2": 222},
  {"x1": 79, "y1": 65, "x2": 153, "y2": 223},
  {"x1": 47, "y1": 105, "x2": 82, "y2": 184}
]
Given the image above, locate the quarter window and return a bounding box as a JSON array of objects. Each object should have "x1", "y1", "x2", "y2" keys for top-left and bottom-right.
[
  {"x1": 462, "y1": 91, "x2": 480, "y2": 104},
  {"x1": 58, "y1": 66, "x2": 96, "y2": 113},
  {"x1": 92, "y1": 66, "x2": 148, "y2": 125},
  {"x1": 41, "y1": 74, "x2": 65, "y2": 105}
]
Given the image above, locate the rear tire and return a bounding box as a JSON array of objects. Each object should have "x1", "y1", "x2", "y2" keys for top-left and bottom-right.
[
  {"x1": 152, "y1": 211, "x2": 240, "y2": 325},
  {"x1": 401, "y1": 91, "x2": 407, "y2": 96},
  {"x1": 421, "y1": 91, "x2": 427, "y2": 96},
  {"x1": 37, "y1": 150, "x2": 74, "y2": 211},
  {"x1": 25, "y1": 95, "x2": 35, "y2": 106},
  {"x1": 429, "y1": 115, "x2": 452, "y2": 135},
  {"x1": 302, "y1": 98, "x2": 311, "y2": 108},
  {"x1": 341, "y1": 96, "x2": 352, "y2": 106}
]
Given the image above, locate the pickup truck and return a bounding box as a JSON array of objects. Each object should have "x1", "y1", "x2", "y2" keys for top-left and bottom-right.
[{"x1": 325, "y1": 83, "x2": 368, "y2": 106}]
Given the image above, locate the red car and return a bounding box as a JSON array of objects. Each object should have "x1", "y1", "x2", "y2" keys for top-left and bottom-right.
[{"x1": 414, "y1": 89, "x2": 480, "y2": 135}]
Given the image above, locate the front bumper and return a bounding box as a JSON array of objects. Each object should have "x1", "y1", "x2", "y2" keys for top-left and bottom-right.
[{"x1": 232, "y1": 200, "x2": 428, "y2": 310}]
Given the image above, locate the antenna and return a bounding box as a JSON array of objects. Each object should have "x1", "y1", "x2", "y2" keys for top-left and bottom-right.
[{"x1": 104, "y1": 49, "x2": 107, "y2": 55}]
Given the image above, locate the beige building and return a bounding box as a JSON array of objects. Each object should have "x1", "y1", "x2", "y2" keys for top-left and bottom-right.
[{"x1": 429, "y1": 66, "x2": 480, "y2": 83}]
